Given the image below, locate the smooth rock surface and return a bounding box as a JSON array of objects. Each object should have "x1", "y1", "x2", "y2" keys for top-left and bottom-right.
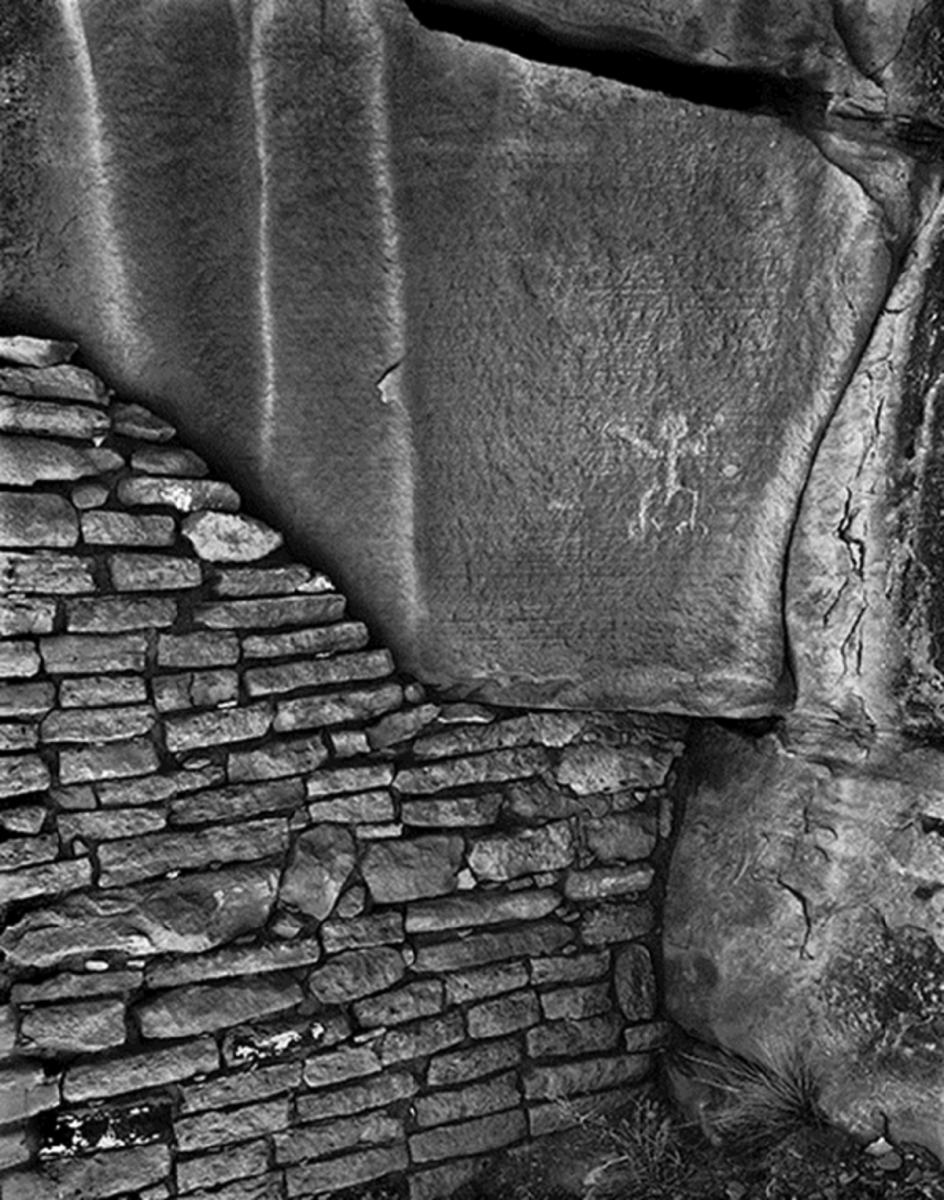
[{"x1": 0, "y1": 0, "x2": 904, "y2": 713}]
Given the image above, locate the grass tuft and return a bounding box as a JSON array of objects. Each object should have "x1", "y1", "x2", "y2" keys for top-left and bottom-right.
[{"x1": 673, "y1": 1036, "x2": 827, "y2": 1154}]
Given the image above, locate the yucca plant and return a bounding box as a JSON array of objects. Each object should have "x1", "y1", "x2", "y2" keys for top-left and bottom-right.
[{"x1": 672, "y1": 1036, "x2": 827, "y2": 1154}]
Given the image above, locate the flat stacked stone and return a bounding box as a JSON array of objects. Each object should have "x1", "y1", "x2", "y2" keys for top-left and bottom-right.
[{"x1": 0, "y1": 336, "x2": 688, "y2": 1199}]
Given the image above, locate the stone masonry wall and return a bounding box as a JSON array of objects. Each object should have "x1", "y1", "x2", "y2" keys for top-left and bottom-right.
[{"x1": 0, "y1": 339, "x2": 687, "y2": 1200}]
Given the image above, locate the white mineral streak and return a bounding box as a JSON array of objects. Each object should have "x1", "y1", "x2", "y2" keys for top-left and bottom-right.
[
  {"x1": 57, "y1": 0, "x2": 142, "y2": 368},
  {"x1": 353, "y1": 0, "x2": 420, "y2": 624},
  {"x1": 234, "y1": 0, "x2": 280, "y2": 467}
]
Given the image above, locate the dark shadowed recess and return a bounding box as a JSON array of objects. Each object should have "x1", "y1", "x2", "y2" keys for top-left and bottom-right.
[{"x1": 405, "y1": 0, "x2": 821, "y2": 118}]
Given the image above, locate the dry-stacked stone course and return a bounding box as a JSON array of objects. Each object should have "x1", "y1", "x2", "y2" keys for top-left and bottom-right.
[{"x1": 0, "y1": 338, "x2": 688, "y2": 1199}]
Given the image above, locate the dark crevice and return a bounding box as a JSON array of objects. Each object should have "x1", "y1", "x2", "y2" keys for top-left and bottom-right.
[{"x1": 405, "y1": 0, "x2": 821, "y2": 119}]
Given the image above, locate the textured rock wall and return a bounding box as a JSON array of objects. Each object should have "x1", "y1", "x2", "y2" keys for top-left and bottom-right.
[
  {"x1": 0, "y1": 0, "x2": 901, "y2": 716},
  {"x1": 0, "y1": 344, "x2": 686, "y2": 1198}
]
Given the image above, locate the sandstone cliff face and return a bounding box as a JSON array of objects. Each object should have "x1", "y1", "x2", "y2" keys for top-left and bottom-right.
[
  {"x1": 6, "y1": 0, "x2": 944, "y2": 1173},
  {"x1": 0, "y1": 0, "x2": 906, "y2": 715}
]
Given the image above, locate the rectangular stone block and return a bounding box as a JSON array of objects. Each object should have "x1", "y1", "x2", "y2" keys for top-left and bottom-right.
[
  {"x1": 540, "y1": 982, "x2": 612, "y2": 1022},
  {"x1": 302, "y1": 1046, "x2": 381, "y2": 1089},
  {"x1": 164, "y1": 703, "x2": 272, "y2": 753},
  {"x1": 295, "y1": 1071, "x2": 416, "y2": 1124},
  {"x1": 0, "y1": 753, "x2": 48, "y2": 798},
  {"x1": 15, "y1": 1144, "x2": 171, "y2": 1200},
  {"x1": 116, "y1": 476, "x2": 240, "y2": 513},
  {"x1": 195, "y1": 594, "x2": 344, "y2": 629},
  {"x1": 0, "y1": 681, "x2": 54, "y2": 717},
  {"x1": 65, "y1": 596, "x2": 177, "y2": 633},
  {"x1": 0, "y1": 395, "x2": 109, "y2": 439},
  {"x1": 59, "y1": 737, "x2": 159, "y2": 784},
  {"x1": 140, "y1": 977, "x2": 302, "y2": 1041},
  {"x1": 0, "y1": 1064, "x2": 60, "y2": 1122},
  {"x1": 169, "y1": 776, "x2": 303, "y2": 825},
  {"x1": 427, "y1": 1039, "x2": 520, "y2": 1089},
  {"x1": 157, "y1": 632, "x2": 239, "y2": 668},
  {"x1": 307, "y1": 764, "x2": 394, "y2": 798},
  {"x1": 413, "y1": 920, "x2": 573, "y2": 974},
  {"x1": 0, "y1": 640, "x2": 40, "y2": 678},
  {"x1": 183, "y1": 1061, "x2": 301, "y2": 1113},
  {"x1": 0, "y1": 804, "x2": 46, "y2": 834},
  {"x1": 175, "y1": 1098, "x2": 290, "y2": 1152},
  {"x1": 0, "y1": 857, "x2": 91, "y2": 906},
  {"x1": 152, "y1": 669, "x2": 238, "y2": 713},
  {"x1": 274, "y1": 1111, "x2": 401, "y2": 1165},
  {"x1": 414, "y1": 1073, "x2": 520, "y2": 1129},
  {"x1": 60, "y1": 675, "x2": 148, "y2": 707},
  {"x1": 130, "y1": 445, "x2": 207, "y2": 477},
  {"x1": 0, "y1": 863, "x2": 278, "y2": 970},
  {"x1": 580, "y1": 904, "x2": 654, "y2": 945},
  {"x1": 406, "y1": 889, "x2": 559, "y2": 934},
  {"x1": 394, "y1": 747, "x2": 547, "y2": 795},
  {"x1": 0, "y1": 363, "x2": 108, "y2": 402},
  {"x1": 0, "y1": 551, "x2": 95, "y2": 593},
  {"x1": 530, "y1": 950, "x2": 610, "y2": 986},
  {"x1": 146, "y1": 937, "x2": 321, "y2": 988},
  {"x1": 414, "y1": 713, "x2": 582, "y2": 760},
  {"x1": 41, "y1": 633, "x2": 148, "y2": 675},
  {"x1": 584, "y1": 813, "x2": 657, "y2": 863},
  {"x1": 524, "y1": 1053, "x2": 651, "y2": 1100},
  {"x1": 0, "y1": 492, "x2": 77, "y2": 547},
  {"x1": 285, "y1": 1145, "x2": 408, "y2": 1199},
  {"x1": 19, "y1": 997, "x2": 126, "y2": 1056},
  {"x1": 354, "y1": 980, "x2": 443, "y2": 1028},
  {"x1": 81, "y1": 511, "x2": 176, "y2": 546},
  {"x1": 98, "y1": 817, "x2": 287, "y2": 887},
  {"x1": 110, "y1": 552, "x2": 202, "y2": 591},
  {"x1": 14, "y1": 969, "x2": 142, "y2": 1005},
  {"x1": 468, "y1": 822, "x2": 575, "y2": 882},
  {"x1": 467, "y1": 990, "x2": 540, "y2": 1039},
  {"x1": 274, "y1": 683, "x2": 402, "y2": 733},
  {"x1": 362, "y1": 836, "x2": 463, "y2": 904},
  {"x1": 564, "y1": 865, "x2": 654, "y2": 900},
  {"x1": 526, "y1": 1013, "x2": 622, "y2": 1060},
  {"x1": 307, "y1": 789, "x2": 395, "y2": 824},
  {"x1": 379, "y1": 1012, "x2": 465, "y2": 1066},
  {"x1": 228, "y1": 734, "x2": 327, "y2": 782},
  {"x1": 444, "y1": 962, "x2": 528, "y2": 1007},
  {"x1": 96, "y1": 770, "x2": 212, "y2": 807},
  {"x1": 214, "y1": 564, "x2": 320, "y2": 596},
  {"x1": 409, "y1": 1109, "x2": 527, "y2": 1163},
  {"x1": 0, "y1": 723, "x2": 38, "y2": 753},
  {"x1": 320, "y1": 912, "x2": 404, "y2": 953},
  {"x1": 401, "y1": 794, "x2": 503, "y2": 827},
  {"x1": 64, "y1": 1037, "x2": 220, "y2": 1103},
  {"x1": 242, "y1": 620, "x2": 368, "y2": 658},
  {"x1": 245, "y1": 649, "x2": 393, "y2": 696},
  {"x1": 0, "y1": 597, "x2": 56, "y2": 636},
  {"x1": 0, "y1": 834, "x2": 58, "y2": 870},
  {"x1": 176, "y1": 1139, "x2": 269, "y2": 1194},
  {"x1": 41, "y1": 705, "x2": 156, "y2": 744}
]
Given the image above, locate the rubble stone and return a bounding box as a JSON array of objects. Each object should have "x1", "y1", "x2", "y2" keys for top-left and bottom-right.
[
  {"x1": 0, "y1": 492, "x2": 78, "y2": 547},
  {"x1": 279, "y1": 825, "x2": 355, "y2": 920},
  {"x1": 182, "y1": 511, "x2": 283, "y2": 562},
  {"x1": 110, "y1": 552, "x2": 202, "y2": 591},
  {"x1": 0, "y1": 396, "x2": 106, "y2": 439},
  {"x1": 65, "y1": 596, "x2": 176, "y2": 632},
  {"x1": 19, "y1": 998, "x2": 126, "y2": 1056},
  {"x1": 469, "y1": 822, "x2": 574, "y2": 881},
  {"x1": 81, "y1": 511, "x2": 176, "y2": 546},
  {"x1": 362, "y1": 836, "x2": 463, "y2": 903},
  {"x1": 0, "y1": 551, "x2": 95, "y2": 593},
  {"x1": 307, "y1": 948, "x2": 405, "y2": 1005}
]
